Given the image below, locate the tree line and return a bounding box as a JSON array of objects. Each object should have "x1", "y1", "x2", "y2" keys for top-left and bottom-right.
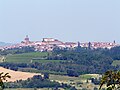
[{"x1": 4, "y1": 75, "x2": 76, "y2": 90}]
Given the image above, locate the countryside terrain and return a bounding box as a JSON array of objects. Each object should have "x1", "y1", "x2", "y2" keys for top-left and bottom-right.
[
  {"x1": 5, "y1": 52, "x2": 63, "y2": 63},
  {"x1": 0, "y1": 46, "x2": 120, "y2": 89},
  {"x1": 0, "y1": 67, "x2": 41, "y2": 82},
  {"x1": 0, "y1": 52, "x2": 100, "y2": 89},
  {"x1": 1, "y1": 66, "x2": 100, "y2": 90}
]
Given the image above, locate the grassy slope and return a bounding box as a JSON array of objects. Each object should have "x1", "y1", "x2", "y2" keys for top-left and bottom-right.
[
  {"x1": 112, "y1": 60, "x2": 120, "y2": 66},
  {"x1": 50, "y1": 74, "x2": 100, "y2": 90},
  {"x1": 2, "y1": 52, "x2": 66, "y2": 75},
  {"x1": 0, "y1": 67, "x2": 41, "y2": 82},
  {"x1": 4, "y1": 52, "x2": 63, "y2": 63},
  {"x1": 50, "y1": 74, "x2": 100, "y2": 82},
  {"x1": 5, "y1": 52, "x2": 47, "y2": 63}
]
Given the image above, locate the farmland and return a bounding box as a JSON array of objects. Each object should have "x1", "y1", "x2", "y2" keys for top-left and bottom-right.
[
  {"x1": 5, "y1": 52, "x2": 47, "y2": 63},
  {"x1": 0, "y1": 47, "x2": 117, "y2": 89},
  {"x1": 2, "y1": 66, "x2": 101, "y2": 90},
  {"x1": 0, "y1": 51, "x2": 102, "y2": 90},
  {"x1": 112, "y1": 60, "x2": 120, "y2": 66},
  {"x1": 49, "y1": 74, "x2": 101, "y2": 90},
  {"x1": 0, "y1": 67, "x2": 41, "y2": 82},
  {"x1": 3, "y1": 52, "x2": 64, "y2": 63},
  {"x1": 0, "y1": 52, "x2": 66, "y2": 74}
]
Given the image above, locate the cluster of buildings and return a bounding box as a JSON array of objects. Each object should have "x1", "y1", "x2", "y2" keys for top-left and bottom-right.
[{"x1": 0, "y1": 35, "x2": 119, "y2": 51}]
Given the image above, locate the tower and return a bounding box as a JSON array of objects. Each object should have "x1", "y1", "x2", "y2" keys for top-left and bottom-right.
[
  {"x1": 78, "y1": 42, "x2": 81, "y2": 48},
  {"x1": 24, "y1": 35, "x2": 30, "y2": 44},
  {"x1": 25, "y1": 35, "x2": 29, "y2": 42},
  {"x1": 88, "y1": 42, "x2": 92, "y2": 49},
  {"x1": 113, "y1": 40, "x2": 116, "y2": 44}
]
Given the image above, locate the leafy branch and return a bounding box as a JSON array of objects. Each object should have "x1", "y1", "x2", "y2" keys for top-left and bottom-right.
[
  {"x1": 0, "y1": 72, "x2": 11, "y2": 90},
  {"x1": 99, "y1": 70, "x2": 120, "y2": 90}
]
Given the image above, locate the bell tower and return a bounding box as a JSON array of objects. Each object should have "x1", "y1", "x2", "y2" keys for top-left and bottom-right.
[
  {"x1": 25, "y1": 35, "x2": 29, "y2": 42},
  {"x1": 24, "y1": 35, "x2": 30, "y2": 44}
]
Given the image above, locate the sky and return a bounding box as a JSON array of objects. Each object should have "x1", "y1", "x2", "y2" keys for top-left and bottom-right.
[{"x1": 0, "y1": 0, "x2": 120, "y2": 43}]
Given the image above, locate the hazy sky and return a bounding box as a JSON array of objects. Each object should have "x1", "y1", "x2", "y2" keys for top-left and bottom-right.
[{"x1": 0, "y1": 0, "x2": 120, "y2": 43}]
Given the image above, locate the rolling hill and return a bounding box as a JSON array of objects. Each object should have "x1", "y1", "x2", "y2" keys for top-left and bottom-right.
[
  {"x1": 0, "y1": 42, "x2": 12, "y2": 46},
  {"x1": 0, "y1": 67, "x2": 41, "y2": 82}
]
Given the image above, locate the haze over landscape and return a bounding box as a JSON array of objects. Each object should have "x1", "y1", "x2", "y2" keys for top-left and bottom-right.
[
  {"x1": 0, "y1": 0, "x2": 120, "y2": 43},
  {"x1": 1, "y1": 1, "x2": 120, "y2": 89}
]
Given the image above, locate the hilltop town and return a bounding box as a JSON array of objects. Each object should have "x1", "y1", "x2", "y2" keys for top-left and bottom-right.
[{"x1": 0, "y1": 35, "x2": 119, "y2": 51}]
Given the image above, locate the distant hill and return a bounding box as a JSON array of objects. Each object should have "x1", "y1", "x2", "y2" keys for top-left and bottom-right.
[{"x1": 0, "y1": 42, "x2": 12, "y2": 46}]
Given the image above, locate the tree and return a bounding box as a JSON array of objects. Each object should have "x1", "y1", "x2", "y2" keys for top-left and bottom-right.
[
  {"x1": 43, "y1": 72, "x2": 49, "y2": 79},
  {"x1": 67, "y1": 69, "x2": 79, "y2": 77},
  {"x1": 99, "y1": 70, "x2": 120, "y2": 90},
  {"x1": 0, "y1": 72, "x2": 11, "y2": 90}
]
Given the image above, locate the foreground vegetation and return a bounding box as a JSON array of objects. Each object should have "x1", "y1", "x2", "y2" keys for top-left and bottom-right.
[
  {"x1": 99, "y1": 70, "x2": 120, "y2": 90},
  {"x1": 0, "y1": 72, "x2": 11, "y2": 90}
]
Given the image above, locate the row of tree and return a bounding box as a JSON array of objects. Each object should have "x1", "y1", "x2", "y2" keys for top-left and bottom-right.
[
  {"x1": 0, "y1": 46, "x2": 35, "y2": 55},
  {"x1": 4, "y1": 75, "x2": 76, "y2": 90}
]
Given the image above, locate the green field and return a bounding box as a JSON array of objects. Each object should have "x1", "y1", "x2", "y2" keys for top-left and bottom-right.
[
  {"x1": 112, "y1": 60, "x2": 120, "y2": 66},
  {"x1": 5, "y1": 52, "x2": 47, "y2": 63},
  {"x1": 50, "y1": 74, "x2": 100, "y2": 90},
  {"x1": 0, "y1": 52, "x2": 66, "y2": 75},
  {"x1": 50, "y1": 74, "x2": 99, "y2": 82},
  {"x1": 18, "y1": 68, "x2": 67, "y2": 75},
  {"x1": 3, "y1": 52, "x2": 64, "y2": 63}
]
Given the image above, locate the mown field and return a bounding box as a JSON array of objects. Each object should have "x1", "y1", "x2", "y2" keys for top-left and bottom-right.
[
  {"x1": 50, "y1": 74, "x2": 100, "y2": 82},
  {"x1": 49, "y1": 74, "x2": 100, "y2": 90},
  {"x1": 112, "y1": 60, "x2": 120, "y2": 66},
  {"x1": 3, "y1": 52, "x2": 64, "y2": 63}
]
